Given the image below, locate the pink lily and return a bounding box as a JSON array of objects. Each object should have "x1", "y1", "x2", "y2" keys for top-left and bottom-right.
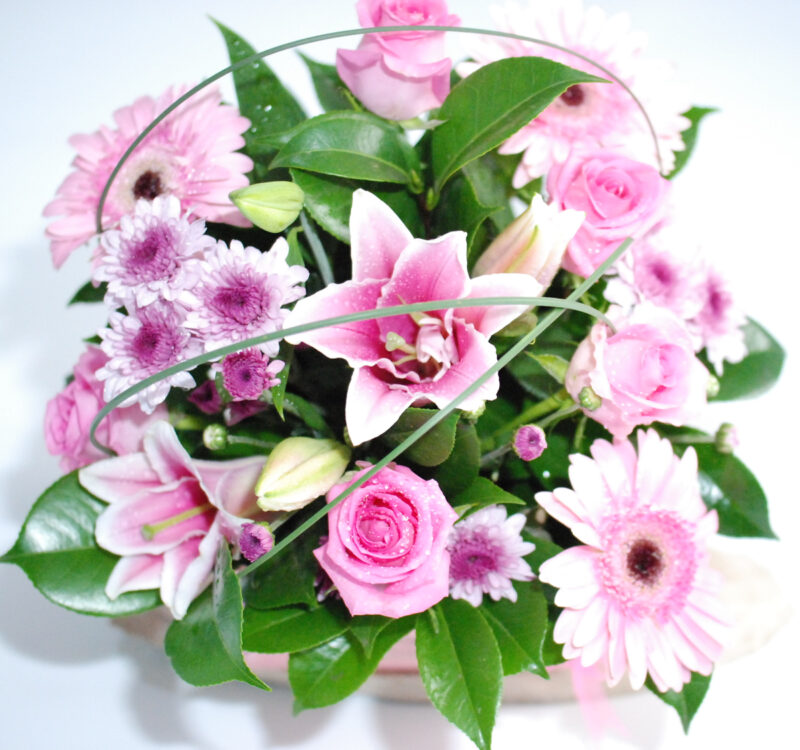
[
  {"x1": 285, "y1": 190, "x2": 544, "y2": 445},
  {"x1": 79, "y1": 421, "x2": 265, "y2": 619}
]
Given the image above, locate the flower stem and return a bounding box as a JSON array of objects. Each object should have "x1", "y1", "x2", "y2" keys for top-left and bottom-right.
[{"x1": 482, "y1": 388, "x2": 572, "y2": 450}]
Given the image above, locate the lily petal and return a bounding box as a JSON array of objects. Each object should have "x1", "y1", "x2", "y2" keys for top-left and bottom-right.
[
  {"x1": 350, "y1": 189, "x2": 413, "y2": 281},
  {"x1": 194, "y1": 454, "x2": 266, "y2": 516},
  {"x1": 105, "y1": 553, "x2": 164, "y2": 599},
  {"x1": 461, "y1": 272, "x2": 543, "y2": 336},
  {"x1": 79, "y1": 453, "x2": 160, "y2": 503},
  {"x1": 345, "y1": 366, "x2": 418, "y2": 446}
]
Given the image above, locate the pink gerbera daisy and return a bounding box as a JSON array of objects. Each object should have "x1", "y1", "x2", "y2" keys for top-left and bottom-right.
[
  {"x1": 183, "y1": 238, "x2": 308, "y2": 358},
  {"x1": 44, "y1": 84, "x2": 253, "y2": 268},
  {"x1": 448, "y1": 505, "x2": 535, "y2": 606},
  {"x1": 458, "y1": 0, "x2": 689, "y2": 185},
  {"x1": 537, "y1": 430, "x2": 729, "y2": 693},
  {"x1": 93, "y1": 195, "x2": 215, "y2": 308},
  {"x1": 97, "y1": 301, "x2": 203, "y2": 413}
]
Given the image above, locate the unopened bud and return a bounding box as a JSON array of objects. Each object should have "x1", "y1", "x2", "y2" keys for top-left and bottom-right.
[
  {"x1": 472, "y1": 194, "x2": 584, "y2": 289},
  {"x1": 230, "y1": 181, "x2": 304, "y2": 233},
  {"x1": 239, "y1": 522, "x2": 274, "y2": 562},
  {"x1": 255, "y1": 437, "x2": 351, "y2": 512},
  {"x1": 203, "y1": 424, "x2": 229, "y2": 451},
  {"x1": 513, "y1": 424, "x2": 547, "y2": 461},
  {"x1": 715, "y1": 423, "x2": 739, "y2": 454},
  {"x1": 578, "y1": 386, "x2": 602, "y2": 411},
  {"x1": 706, "y1": 374, "x2": 720, "y2": 399}
]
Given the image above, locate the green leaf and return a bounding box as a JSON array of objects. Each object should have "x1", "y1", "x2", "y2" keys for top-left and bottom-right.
[
  {"x1": 646, "y1": 672, "x2": 712, "y2": 732},
  {"x1": 282, "y1": 391, "x2": 333, "y2": 437},
  {"x1": 527, "y1": 353, "x2": 569, "y2": 384},
  {"x1": 289, "y1": 617, "x2": 415, "y2": 710},
  {"x1": 272, "y1": 112, "x2": 421, "y2": 187},
  {"x1": 241, "y1": 512, "x2": 322, "y2": 609},
  {"x1": 416, "y1": 598, "x2": 503, "y2": 750},
  {"x1": 712, "y1": 318, "x2": 785, "y2": 400},
  {"x1": 433, "y1": 173, "x2": 502, "y2": 257},
  {"x1": 68, "y1": 280, "x2": 106, "y2": 305},
  {"x1": 214, "y1": 20, "x2": 305, "y2": 180},
  {"x1": 243, "y1": 602, "x2": 349, "y2": 653},
  {"x1": 431, "y1": 57, "x2": 604, "y2": 192},
  {"x1": 693, "y1": 443, "x2": 776, "y2": 539},
  {"x1": 381, "y1": 407, "x2": 460, "y2": 466},
  {"x1": 0, "y1": 472, "x2": 160, "y2": 616},
  {"x1": 290, "y1": 169, "x2": 424, "y2": 243},
  {"x1": 299, "y1": 53, "x2": 352, "y2": 111},
  {"x1": 462, "y1": 156, "x2": 514, "y2": 233},
  {"x1": 433, "y1": 421, "x2": 481, "y2": 496},
  {"x1": 522, "y1": 533, "x2": 563, "y2": 575},
  {"x1": 164, "y1": 544, "x2": 269, "y2": 690},
  {"x1": 482, "y1": 582, "x2": 549, "y2": 677},
  {"x1": 528, "y1": 431, "x2": 571, "y2": 491},
  {"x1": 450, "y1": 476, "x2": 525, "y2": 515},
  {"x1": 347, "y1": 614, "x2": 398, "y2": 659},
  {"x1": 667, "y1": 107, "x2": 716, "y2": 179}
]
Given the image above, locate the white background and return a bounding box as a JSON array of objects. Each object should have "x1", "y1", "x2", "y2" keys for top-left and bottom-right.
[{"x1": 1, "y1": 1, "x2": 798, "y2": 748}]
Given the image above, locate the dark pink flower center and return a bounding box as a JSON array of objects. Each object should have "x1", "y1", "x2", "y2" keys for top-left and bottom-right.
[
  {"x1": 124, "y1": 225, "x2": 179, "y2": 282},
  {"x1": 449, "y1": 533, "x2": 501, "y2": 581},
  {"x1": 626, "y1": 538, "x2": 664, "y2": 584},
  {"x1": 560, "y1": 85, "x2": 585, "y2": 107},
  {"x1": 211, "y1": 280, "x2": 270, "y2": 326},
  {"x1": 130, "y1": 320, "x2": 181, "y2": 368},
  {"x1": 133, "y1": 170, "x2": 165, "y2": 201},
  {"x1": 222, "y1": 350, "x2": 269, "y2": 400}
]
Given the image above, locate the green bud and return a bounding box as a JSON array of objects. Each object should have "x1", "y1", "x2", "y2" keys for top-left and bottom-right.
[
  {"x1": 203, "y1": 424, "x2": 229, "y2": 451},
  {"x1": 578, "y1": 386, "x2": 602, "y2": 411},
  {"x1": 714, "y1": 422, "x2": 739, "y2": 454},
  {"x1": 229, "y1": 181, "x2": 304, "y2": 233},
  {"x1": 255, "y1": 437, "x2": 351, "y2": 512},
  {"x1": 706, "y1": 374, "x2": 720, "y2": 399}
]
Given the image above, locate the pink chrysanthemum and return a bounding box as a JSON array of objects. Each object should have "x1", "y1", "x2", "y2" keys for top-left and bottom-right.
[
  {"x1": 513, "y1": 424, "x2": 548, "y2": 461},
  {"x1": 686, "y1": 265, "x2": 747, "y2": 375},
  {"x1": 98, "y1": 302, "x2": 203, "y2": 413},
  {"x1": 183, "y1": 238, "x2": 308, "y2": 357},
  {"x1": 537, "y1": 430, "x2": 729, "y2": 693},
  {"x1": 448, "y1": 505, "x2": 535, "y2": 606},
  {"x1": 221, "y1": 349, "x2": 284, "y2": 401},
  {"x1": 44, "y1": 85, "x2": 253, "y2": 268},
  {"x1": 458, "y1": 0, "x2": 689, "y2": 185},
  {"x1": 92, "y1": 196, "x2": 215, "y2": 308}
]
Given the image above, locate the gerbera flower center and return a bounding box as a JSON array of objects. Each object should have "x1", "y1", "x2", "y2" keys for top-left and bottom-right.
[
  {"x1": 626, "y1": 538, "x2": 664, "y2": 584},
  {"x1": 560, "y1": 85, "x2": 585, "y2": 107},
  {"x1": 133, "y1": 169, "x2": 165, "y2": 201}
]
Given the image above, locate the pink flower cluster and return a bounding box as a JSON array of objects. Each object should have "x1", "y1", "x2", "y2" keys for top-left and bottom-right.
[{"x1": 91, "y1": 197, "x2": 307, "y2": 413}]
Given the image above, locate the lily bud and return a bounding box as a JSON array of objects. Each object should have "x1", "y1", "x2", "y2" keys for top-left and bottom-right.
[
  {"x1": 472, "y1": 194, "x2": 584, "y2": 289},
  {"x1": 255, "y1": 437, "x2": 351, "y2": 512},
  {"x1": 229, "y1": 181, "x2": 304, "y2": 233}
]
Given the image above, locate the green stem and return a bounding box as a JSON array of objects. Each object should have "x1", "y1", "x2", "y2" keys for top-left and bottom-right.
[
  {"x1": 537, "y1": 403, "x2": 580, "y2": 430},
  {"x1": 227, "y1": 435, "x2": 277, "y2": 450},
  {"x1": 300, "y1": 211, "x2": 334, "y2": 286}
]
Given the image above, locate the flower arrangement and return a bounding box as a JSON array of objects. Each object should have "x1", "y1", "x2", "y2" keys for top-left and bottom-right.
[{"x1": 2, "y1": 1, "x2": 787, "y2": 747}]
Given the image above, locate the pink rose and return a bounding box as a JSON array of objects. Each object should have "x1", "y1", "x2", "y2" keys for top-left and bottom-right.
[
  {"x1": 565, "y1": 304, "x2": 709, "y2": 438},
  {"x1": 547, "y1": 152, "x2": 670, "y2": 277},
  {"x1": 336, "y1": 0, "x2": 460, "y2": 120},
  {"x1": 44, "y1": 345, "x2": 167, "y2": 472},
  {"x1": 314, "y1": 462, "x2": 458, "y2": 617}
]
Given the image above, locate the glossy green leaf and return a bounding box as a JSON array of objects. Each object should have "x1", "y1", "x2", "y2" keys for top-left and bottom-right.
[
  {"x1": 243, "y1": 602, "x2": 349, "y2": 653},
  {"x1": 431, "y1": 57, "x2": 604, "y2": 192},
  {"x1": 299, "y1": 53, "x2": 352, "y2": 111},
  {"x1": 381, "y1": 407, "x2": 460, "y2": 467},
  {"x1": 290, "y1": 169, "x2": 424, "y2": 242},
  {"x1": 68, "y1": 280, "x2": 106, "y2": 305},
  {"x1": 647, "y1": 672, "x2": 712, "y2": 732},
  {"x1": 433, "y1": 173, "x2": 502, "y2": 257},
  {"x1": 693, "y1": 443, "x2": 776, "y2": 539},
  {"x1": 462, "y1": 156, "x2": 514, "y2": 233},
  {"x1": 271, "y1": 112, "x2": 422, "y2": 186},
  {"x1": 282, "y1": 391, "x2": 333, "y2": 437},
  {"x1": 527, "y1": 353, "x2": 569, "y2": 384},
  {"x1": 289, "y1": 617, "x2": 414, "y2": 711},
  {"x1": 712, "y1": 318, "x2": 785, "y2": 400},
  {"x1": 0, "y1": 472, "x2": 160, "y2": 616},
  {"x1": 528, "y1": 431, "x2": 571, "y2": 491},
  {"x1": 667, "y1": 107, "x2": 716, "y2": 179},
  {"x1": 214, "y1": 20, "x2": 305, "y2": 179},
  {"x1": 451, "y1": 476, "x2": 525, "y2": 515},
  {"x1": 416, "y1": 598, "x2": 503, "y2": 750},
  {"x1": 164, "y1": 544, "x2": 269, "y2": 690},
  {"x1": 433, "y1": 421, "x2": 481, "y2": 496},
  {"x1": 270, "y1": 341, "x2": 293, "y2": 420},
  {"x1": 482, "y1": 582, "x2": 549, "y2": 677},
  {"x1": 522, "y1": 533, "x2": 563, "y2": 574}
]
